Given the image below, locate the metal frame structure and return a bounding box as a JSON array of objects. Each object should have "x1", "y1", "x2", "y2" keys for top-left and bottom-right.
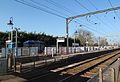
[{"x1": 66, "y1": 6, "x2": 120, "y2": 54}]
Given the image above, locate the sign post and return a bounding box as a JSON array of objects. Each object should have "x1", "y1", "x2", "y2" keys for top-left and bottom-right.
[{"x1": 56, "y1": 38, "x2": 65, "y2": 54}]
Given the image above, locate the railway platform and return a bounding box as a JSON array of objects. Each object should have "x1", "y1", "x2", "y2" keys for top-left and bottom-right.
[{"x1": 0, "y1": 48, "x2": 120, "y2": 82}]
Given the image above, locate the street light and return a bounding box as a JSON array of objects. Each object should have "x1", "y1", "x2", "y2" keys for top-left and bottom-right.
[
  {"x1": 85, "y1": 33, "x2": 89, "y2": 52},
  {"x1": 73, "y1": 31, "x2": 78, "y2": 47},
  {"x1": 73, "y1": 31, "x2": 78, "y2": 53},
  {"x1": 7, "y1": 17, "x2": 14, "y2": 70},
  {"x1": 98, "y1": 37, "x2": 100, "y2": 49},
  {"x1": 7, "y1": 17, "x2": 13, "y2": 43}
]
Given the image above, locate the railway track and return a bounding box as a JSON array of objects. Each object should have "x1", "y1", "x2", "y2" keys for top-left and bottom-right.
[
  {"x1": 24, "y1": 50, "x2": 120, "y2": 82},
  {"x1": 58, "y1": 51, "x2": 120, "y2": 82}
]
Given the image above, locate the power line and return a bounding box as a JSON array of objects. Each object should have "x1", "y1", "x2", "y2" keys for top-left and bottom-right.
[
  {"x1": 31, "y1": 0, "x2": 104, "y2": 35},
  {"x1": 73, "y1": 0, "x2": 98, "y2": 31},
  {"x1": 14, "y1": 0, "x2": 66, "y2": 19},
  {"x1": 74, "y1": 0, "x2": 117, "y2": 32},
  {"x1": 107, "y1": 0, "x2": 120, "y2": 32},
  {"x1": 87, "y1": 0, "x2": 120, "y2": 32},
  {"x1": 44, "y1": 0, "x2": 75, "y2": 15},
  {"x1": 74, "y1": 21, "x2": 104, "y2": 34},
  {"x1": 74, "y1": 20, "x2": 106, "y2": 35},
  {"x1": 75, "y1": 0, "x2": 90, "y2": 11},
  {"x1": 30, "y1": 0, "x2": 69, "y2": 17},
  {"x1": 44, "y1": 0, "x2": 105, "y2": 36},
  {"x1": 108, "y1": 0, "x2": 120, "y2": 20},
  {"x1": 50, "y1": 0, "x2": 107, "y2": 36},
  {"x1": 14, "y1": 0, "x2": 101, "y2": 34},
  {"x1": 42, "y1": 0, "x2": 106, "y2": 35},
  {"x1": 45, "y1": 0, "x2": 99, "y2": 27},
  {"x1": 14, "y1": 0, "x2": 113, "y2": 36},
  {"x1": 87, "y1": 0, "x2": 98, "y2": 10},
  {"x1": 45, "y1": 0, "x2": 95, "y2": 28}
]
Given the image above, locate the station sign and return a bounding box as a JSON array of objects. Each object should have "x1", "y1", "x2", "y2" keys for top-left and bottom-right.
[
  {"x1": 6, "y1": 40, "x2": 11, "y2": 43},
  {"x1": 72, "y1": 43, "x2": 79, "y2": 47},
  {"x1": 6, "y1": 40, "x2": 14, "y2": 49},
  {"x1": 57, "y1": 38, "x2": 65, "y2": 42}
]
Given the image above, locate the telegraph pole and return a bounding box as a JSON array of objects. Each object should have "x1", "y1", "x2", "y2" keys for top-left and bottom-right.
[
  {"x1": 15, "y1": 27, "x2": 20, "y2": 55},
  {"x1": 14, "y1": 27, "x2": 20, "y2": 72},
  {"x1": 66, "y1": 18, "x2": 69, "y2": 54}
]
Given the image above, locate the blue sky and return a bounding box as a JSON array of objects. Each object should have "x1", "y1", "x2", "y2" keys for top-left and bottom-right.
[{"x1": 1, "y1": 0, "x2": 120, "y2": 43}]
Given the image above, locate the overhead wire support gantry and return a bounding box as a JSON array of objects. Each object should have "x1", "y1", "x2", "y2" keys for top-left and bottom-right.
[{"x1": 66, "y1": 6, "x2": 120, "y2": 54}]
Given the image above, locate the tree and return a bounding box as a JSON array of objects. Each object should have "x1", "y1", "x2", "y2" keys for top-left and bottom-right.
[
  {"x1": 0, "y1": 31, "x2": 9, "y2": 47},
  {"x1": 0, "y1": 31, "x2": 76, "y2": 47},
  {"x1": 99, "y1": 37, "x2": 108, "y2": 46},
  {"x1": 74, "y1": 28, "x2": 94, "y2": 46}
]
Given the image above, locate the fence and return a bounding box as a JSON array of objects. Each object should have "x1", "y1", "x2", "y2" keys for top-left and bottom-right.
[
  {"x1": 0, "y1": 53, "x2": 2, "y2": 58},
  {"x1": 0, "y1": 58, "x2": 7, "y2": 75},
  {"x1": 1, "y1": 47, "x2": 38, "y2": 57},
  {"x1": 1, "y1": 46, "x2": 118, "y2": 57},
  {"x1": 87, "y1": 58, "x2": 120, "y2": 82},
  {"x1": 43, "y1": 46, "x2": 114, "y2": 55}
]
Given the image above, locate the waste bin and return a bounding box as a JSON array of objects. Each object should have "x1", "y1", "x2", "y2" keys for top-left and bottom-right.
[{"x1": 0, "y1": 58, "x2": 7, "y2": 75}]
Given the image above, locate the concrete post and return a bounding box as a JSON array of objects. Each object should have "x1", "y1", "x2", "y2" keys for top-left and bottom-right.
[
  {"x1": 110, "y1": 68, "x2": 115, "y2": 82},
  {"x1": 44, "y1": 47, "x2": 47, "y2": 55},
  {"x1": 99, "y1": 68, "x2": 103, "y2": 82},
  {"x1": 51, "y1": 48, "x2": 54, "y2": 57}
]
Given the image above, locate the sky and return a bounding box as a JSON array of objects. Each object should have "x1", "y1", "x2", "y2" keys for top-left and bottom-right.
[{"x1": 1, "y1": 0, "x2": 120, "y2": 43}]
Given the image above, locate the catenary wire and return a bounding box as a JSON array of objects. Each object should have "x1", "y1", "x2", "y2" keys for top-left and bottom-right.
[
  {"x1": 108, "y1": 0, "x2": 120, "y2": 20},
  {"x1": 14, "y1": 0, "x2": 66, "y2": 19},
  {"x1": 14, "y1": 0, "x2": 108, "y2": 36},
  {"x1": 87, "y1": 0, "x2": 98, "y2": 10},
  {"x1": 74, "y1": 0, "x2": 116, "y2": 32},
  {"x1": 44, "y1": 0, "x2": 75, "y2": 15},
  {"x1": 30, "y1": 0, "x2": 69, "y2": 17},
  {"x1": 45, "y1": 0, "x2": 106, "y2": 35},
  {"x1": 74, "y1": 21, "x2": 106, "y2": 35},
  {"x1": 87, "y1": 0, "x2": 120, "y2": 32}
]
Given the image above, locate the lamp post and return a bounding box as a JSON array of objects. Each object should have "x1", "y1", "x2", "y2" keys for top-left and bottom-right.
[
  {"x1": 74, "y1": 31, "x2": 77, "y2": 46},
  {"x1": 85, "y1": 33, "x2": 89, "y2": 52},
  {"x1": 98, "y1": 37, "x2": 100, "y2": 50},
  {"x1": 7, "y1": 17, "x2": 13, "y2": 43},
  {"x1": 73, "y1": 31, "x2": 78, "y2": 53},
  {"x1": 7, "y1": 17, "x2": 14, "y2": 70}
]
